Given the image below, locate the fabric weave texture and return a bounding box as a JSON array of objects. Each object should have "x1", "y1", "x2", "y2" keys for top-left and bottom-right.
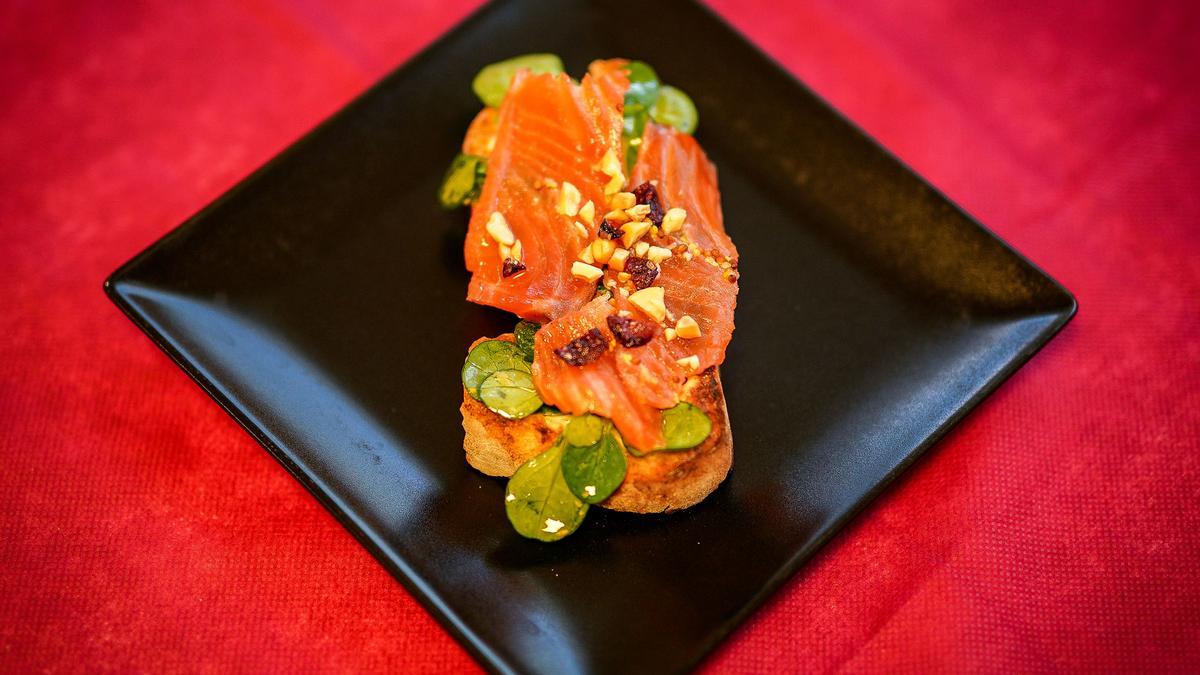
[{"x1": 1, "y1": 0, "x2": 1198, "y2": 672}]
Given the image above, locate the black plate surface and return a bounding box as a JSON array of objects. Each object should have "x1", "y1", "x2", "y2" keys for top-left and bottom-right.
[{"x1": 106, "y1": 1, "x2": 1075, "y2": 672}]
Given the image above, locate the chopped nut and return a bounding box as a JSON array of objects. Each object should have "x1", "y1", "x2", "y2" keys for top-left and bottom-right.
[
  {"x1": 646, "y1": 246, "x2": 673, "y2": 264},
  {"x1": 510, "y1": 239, "x2": 523, "y2": 260},
  {"x1": 621, "y1": 221, "x2": 652, "y2": 248},
  {"x1": 573, "y1": 221, "x2": 589, "y2": 238},
  {"x1": 578, "y1": 200, "x2": 595, "y2": 224},
  {"x1": 661, "y1": 207, "x2": 686, "y2": 234},
  {"x1": 628, "y1": 286, "x2": 666, "y2": 322},
  {"x1": 683, "y1": 251, "x2": 693, "y2": 261},
  {"x1": 598, "y1": 148, "x2": 622, "y2": 177},
  {"x1": 557, "y1": 181, "x2": 581, "y2": 217},
  {"x1": 537, "y1": 177, "x2": 559, "y2": 190},
  {"x1": 609, "y1": 247, "x2": 630, "y2": 271},
  {"x1": 609, "y1": 192, "x2": 636, "y2": 210},
  {"x1": 485, "y1": 212, "x2": 514, "y2": 246},
  {"x1": 720, "y1": 261, "x2": 732, "y2": 269},
  {"x1": 633, "y1": 241, "x2": 650, "y2": 257},
  {"x1": 604, "y1": 172, "x2": 625, "y2": 195},
  {"x1": 618, "y1": 288, "x2": 629, "y2": 297},
  {"x1": 591, "y1": 237, "x2": 617, "y2": 264},
  {"x1": 626, "y1": 204, "x2": 651, "y2": 220},
  {"x1": 571, "y1": 261, "x2": 604, "y2": 283},
  {"x1": 577, "y1": 246, "x2": 595, "y2": 264},
  {"x1": 675, "y1": 315, "x2": 701, "y2": 339},
  {"x1": 603, "y1": 209, "x2": 632, "y2": 226},
  {"x1": 676, "y1": 355, "x2": 700, "y2": 371},
  {"x1": 617, "y1": 271, "x2": 631, "y2": 282},
  {"x1": 664, "y1": 327, "x2": 677, "y2": 341}
]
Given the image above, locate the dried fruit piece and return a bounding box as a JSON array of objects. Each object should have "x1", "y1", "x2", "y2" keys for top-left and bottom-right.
[
  {"x1": 606, "y1": 314, "x2": 656, "y2": 348},
  {"x1": 632, "y1": 181, "x2": 664, "y2": 227},
  {"x1": 502, "y1": 258, "x2": 527, "y2": 278},
  {"x1": 624, "y1": 256, "x2": 659, "y2": 290},
  {"x1": 555, "y1": 328, "x2": 609, "y2": 366},
  {"x1": 598, "y1": 219, "x2": 622, "y2": 240}
]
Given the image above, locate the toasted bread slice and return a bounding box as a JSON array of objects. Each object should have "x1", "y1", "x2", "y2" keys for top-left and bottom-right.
[{"x1": 461, "y1": 335, "x2": 732, "y2": 513}]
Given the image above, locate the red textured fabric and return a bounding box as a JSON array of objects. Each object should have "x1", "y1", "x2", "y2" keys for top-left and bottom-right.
[{"x1": 2, "y1": 0, "x2": 1198, "y2": 672}]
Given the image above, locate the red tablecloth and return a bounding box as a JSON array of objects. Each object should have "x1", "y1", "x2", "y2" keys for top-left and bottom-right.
[{"x1": 3, "y1": 0, "x2": 1198, "y2": 671}]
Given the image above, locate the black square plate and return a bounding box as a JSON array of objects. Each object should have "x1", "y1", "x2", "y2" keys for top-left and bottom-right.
[{"x1": 106, "y1": 0, "x2": 1075, "y2": 672}]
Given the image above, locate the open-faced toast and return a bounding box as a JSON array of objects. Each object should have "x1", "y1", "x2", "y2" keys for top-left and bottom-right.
[{"x1": 461, "y1": 336, "x2": 731, "y2": 513}]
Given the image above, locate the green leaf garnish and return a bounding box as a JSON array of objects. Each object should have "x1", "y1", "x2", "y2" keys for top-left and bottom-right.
[
  {"x1": 438, "y1": 153, "x2": 486, "y2": 209},
  {"x1": 462, "y1": 340, "x2": 530, "y2": 400},
  {"x1": 650, "y1": 85, "x2": 698, "y2": 134},
  {"x1": 514, "y1": 320, "x2": 540, "y2": 362},
  {"x1": 561, "y1": 423, "x2": 627, "y2": 504},
  {"x1": 563, "y1": 414, "x2": 604, "y2": 447},
  {"x1": 505, "y1": 441, "x2": 589, "y2": 541},
  {"x1": 662, "y1": 401, "x2": 713, "y2": 450},
  {"x1": 472, "y1": 53, "x2": 565, "y2": 107},
  {"x1": 624, "y1": 402, "x2": 714, "y2": 455},
  {"x1": 479, "y1": 368, "x2": 543, "y2": 419},
  {"x1": 622, "y1": 61, "x2": 661, "y2": 175}
]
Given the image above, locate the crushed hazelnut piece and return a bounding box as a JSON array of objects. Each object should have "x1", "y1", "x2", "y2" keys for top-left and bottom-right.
[
  {"x1": 675, "y1": 315, "x2": 701, "y2": 339},
  {"x1": 628, "y1": 286, "x2": 667, "y2": 322},
  {"x1": 578, "y1": 200, "x2": 595, "y2": 224},
  {"x1": 591, "y1": 238, "x2": 617, "y2": 264},
  {"x1": 633, "y1": 241, "x2": 650, "y2": 257},
  {"x1": 609, "y1": 247, "x2": 630, "y2": 271},
  {"x1": 625, "y1": 204, "x2": 651, "y2": 220},
  {"x1": 571, "y1": 261, "x2": 604, "y2": 283},
  {"x1": 609, "y1": 192, "x2": 636, "y2": 210},
  {"x1": 665, "y1": 327, "x2": 677, "y2": 341},
  {"x1": 646, "y1": 246, "x2": 673, "y2": 264},
  {"x1": 661, "y1": 207, "x2": 687, "y2": 234},
  {"x1": 676, "y1": 355, "x2": 700, "y2": 371},
  {"x1": 573, "y1": 221, "x2": 589, "y2": 238},
  {"x1": 485, "y1": 212, "x2": 514, "y2": 246},
  {"x1": 510, "y1": 239, "x2": 523, "y2": 260},
  {"x1": 603, "y1": 209, "x2": 631, "y2": 225},
  {"x1": 557, "y1": 181, "x2": 581, "y2": 217},
  {"x1": 620, "y1": 221, "x2": 652, "y2": 248},
  {"x1": 577, "y1": 246, "x2": 595, "y2": 264},
  {"x1": 617, "y1": 271, "x2": 631, "y2": 282}
]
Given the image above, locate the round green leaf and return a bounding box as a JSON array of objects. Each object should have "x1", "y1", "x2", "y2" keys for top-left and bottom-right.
[
  {"x1": 438, "y1": 153, "x2": 487, "y2": 209},
  {"x1": 563, "y1": 414, "x2": 604, "y2": 447},
  {"x1": 472, "y1": 53, "x2": 565, "y2": 107},
  {"x1": 505, "y1": 442, "x2": 589, "y2": 541},
  {"x1": 479, "y1": 369, "x2": 542, "y2": 419},
  {"x1": 514, "y1": 320, "x2": 540, "y2": 362},
  {"x1": 650, "y1": 85, "x2": 698, "y2": 134},
  {"x1": 462, "y1": 340, "x2": 529, "y2": 400},
  {"x1": 561, "y1": 429, "x2": 627, "y2": 504},
  {"x1": 662, "y1": 402, "x2": 712, "y2": 450}
]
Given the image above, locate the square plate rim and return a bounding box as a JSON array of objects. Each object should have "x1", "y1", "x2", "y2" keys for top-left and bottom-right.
[{"x1": 103, "y1": 0, "x2": 1079, "y2": 672}]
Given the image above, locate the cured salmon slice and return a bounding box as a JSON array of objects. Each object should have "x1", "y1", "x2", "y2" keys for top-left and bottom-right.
[
  {"x1": 532, "y1": 297, "x2": 684, "y2": 450},
  {"x1": 463, "y1": 68, "x2": 624, "y2": 322},
  {"x1": 632, "y1": 123, "x2": 737, "y2": 261}
]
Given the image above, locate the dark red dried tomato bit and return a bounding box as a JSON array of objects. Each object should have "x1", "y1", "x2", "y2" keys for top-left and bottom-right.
[
  {"x1": 597, "y1": 219, "x2": 622, "y2": 240},
  {"x1": 632, "y1": 181, "x2": 664, "y2": 227},
  {"x1": 501, "y1": 258, "x2": 527, "y2": 278},
  {"x1": 624, "y1": 256, "x2": 659, "y2": 290},
  {"x1": 606, "y1": 314, "x2": 655, "y2": 348},
  {"x1": 554, "y1": 328, "x2": 608, "y2": 366}
]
